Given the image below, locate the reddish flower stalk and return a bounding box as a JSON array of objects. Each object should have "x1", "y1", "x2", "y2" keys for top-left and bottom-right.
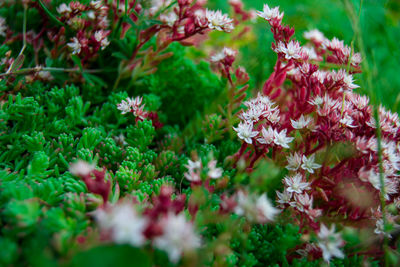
[{"x1": 233, "y1": 3, "x2": 400, "y2": 261}]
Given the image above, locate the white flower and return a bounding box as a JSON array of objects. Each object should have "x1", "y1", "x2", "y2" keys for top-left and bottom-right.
[
  {"x1": 235, "y1": 191, "x2": 279, "y2": 223},
  {"x1": 184, "y1": 159, "x2": 202, "y2": 182},
  {"x1": 325, "y1": 37, "x2": 344, "y2": 50},
  {"x1": 273, "y1": 129, "x2": 294, "y2": 148},
  {"x1": 56, "y1": 3, "x2": 71, "y2": 14},
  {"x1": 223, "y1": 47, "x2": 237, "y2": 57},
  {"x1": 154, "y1": 213, "x2": 201, "y2": 263},
  {"x1": 205, "y1": 9, "x2": 234, "y2": 32},
  {"x1": 241, "y1": 105, "x2": 267, "y2": 122},
  {"x1": 207, "y1": 160, "x2": 223, "y2": 179},
  {"x1": 286, "y1": 152, "x2": 302, "y2": 171},
  {"x1": 362, "y1": 169, "x2": 398, "y2": 200},
  {"x1": 117, "y1": 96, "x2": 147, "y2": 118},
  {"x1": 160, "y1": 12, "x2": 178, "y2": 27},
  {"x1": 351, "y1": 53, "x2": 362, "y2": 65},
  {"x1": 275, "y1": 41, "x2": 302, "y2": 60},
  {"x1": 340, "y1": 114, "x2": 356, "y2": 128},
  {"x1": 295, "y1": 192, "x2": 313, "y2": 208},
  {"x1": 255, "y1": 193, "x2": 280, "y2": 223},
  {"x1": 186, "y1": 159, "x2": 201, "y2": 172},
  {"x1": 233, "y1": 122, "x2": 259, "y2": 144},
  {"x1": 69, "y1": 160, "x2": 95, "y2": 176},
  {"x1": 303, "y1": 29, "x2": 325, "y2": 43},
  {"x1": 317, "y1": 224, "x2": 344, "y2": 262},
  {"x1": 374, "y1": 219, "x2": 391, "y2": 238},
  {"x1": 94, "y1": 30, "x2": 110, "y2": 50},
  {"x1": 257, "y1": 126, "x2": 275, "y2": 145},
  {"x1": 210, "y1": 51, "x2": 225, "y2": 62},
  {"x1": 276, "y1": 190, "x2": 293, "y2": 206},
  {"x1": 301, "y1": 154, "x2": 321, "y2": 173},
  {"x1": 90, "y1": 0, "x2": 103, "y2": 9},
  {"x1": 67, "y1": 37, "x2": 81, "y2": 55},
  {"x1": 117, "y1": 99, "x2": 131, "y2": 114},
  {"x1": 0, "y1": 17, "x2": 7, "y2": 37},
  {"x1": 210, "y1": 47, "x2": 237, "y2": 63},
  {"x1": 95, "y1": 202, "x2": 148, "y2": 247},
  {"x1": 184, "y1": 171, "x2": 200, "y2": 182},
  {"x1": 284, "y1": 173, "x2": 311, "y2": 194},
  {"x1": 291, "y1": 115, "x2": 313, "y2": 129},
  {"x1": 342, "y1": 72, "x2": 359, "y2": 90},
  {"x1": 302, "y1": 46, "x2": 318, "y2": 61},
  {"x1": 256, "y1": 4, "x2": 283, "y2": 22},
  {"x1": 127, "y1": 96, "x2": 143, "y2": 109}
]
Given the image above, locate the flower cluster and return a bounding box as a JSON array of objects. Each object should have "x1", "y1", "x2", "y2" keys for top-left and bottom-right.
[
  {"x1": 233, "y1": 3, "x2": 400, "y2": 262},
  {"x1": 184, "y1": 157, "x2": 223, "y2": 183},
  {"x1": 149, "y1": 0, "x2": 234, "y2": 46},
  {"x1": 95, "y1": 186, "x2": 200, "y2": 263},
  {"x1": 117, "y1": 96, "x2": 148, "y2": 121},
  {"x1": 56, "y1": 1, "x2": 110, "y2": 61}
]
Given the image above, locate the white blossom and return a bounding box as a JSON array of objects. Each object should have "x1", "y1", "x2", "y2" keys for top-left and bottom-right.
[
  {"x1": 117, "y1": 99, "x2": 131, "y2": 114},
  {"x1": 256, "y1": 4, "x2": 283, "y2": 22},
  {"x1": 286, "y1": 152, "x2": 302, "y2": 171},
  {"x1": 94, "y1": 30, "x2": 110, "y2": 50},
  {"x1": 291, "y1": 115, "x2": 313, "y2": 129},
  {"x1": 67, "y1": 37, "x2": 81, "y2": 55},
  {"x1": 301, "y1": 154, "x2": 321, "y2": 173},
  {"x1": 233, "y1": 122, "x2": 259, "y2": 144},
  {"x1": 303, "y1": 29, "x2": 325, "y2": 43},
  {"x1": 160, "y1": 12, "x2": 178, "y2": 27},
  {"x1": 276, "y1": 190, "x2": 293, "y2": 206},
  {"x1": 210, "y1": 47, "x2": 237, "y2": 63},
  {"x1": 317, "y1": 224, "x2": 344, "y2": 262},
  {"x1": 207, "y1": 160, "x2": 223, "y2": 179},
  {"x1": 56, "y1": 3, "x2": 71, "y2": 14},
  {"x1": 340, "y1": 114, "x2": 356, "y2": 128},
  {"x1": 95, "y1": 202, "x2": 148, "y2": 247},
  {"x1": 284, "y1": 173, "x2": 311, "y2": 194},
  {"x1": 205, "y1": 10, "x2": 234, "y2": 32},
  {"x1": 153, "y1": 213, "x2": 201, "y2": 263},
  {"x1": 255, "y1": 193, "x2": 280, "y2": 223},
  {"x1": 273, "y1": 129, "x2": 294, "y2": 148},
  {"x1": 184, "y1": 160, "x2": 202, "y2": 182},
  {"x1": 69, "y1": 160, "x2": 95, "y2": 176},
  {"x1": 374, "y1": 219, "x2": 391, "y2": 238},
  {"x1": 257, "y1": 126, "x2": 275, "y2": 145},
  {"x1": 275, "y1": 41, "x2": 302, "y2": 60},
  {"x1": 235, "y1": 191, "x2": 279, "y2": 223}
]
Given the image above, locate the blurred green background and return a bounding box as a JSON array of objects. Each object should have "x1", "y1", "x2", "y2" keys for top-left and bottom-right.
[{"x1": 206, "y1": 0, "x2": 400, "y2": 112}]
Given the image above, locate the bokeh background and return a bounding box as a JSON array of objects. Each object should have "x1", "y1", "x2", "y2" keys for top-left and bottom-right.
[{"x1": 205, "y1": 0, "x2": 400, "y2": 112}]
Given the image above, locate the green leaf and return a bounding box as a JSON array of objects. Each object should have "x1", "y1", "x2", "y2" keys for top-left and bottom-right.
[
  {"x1": 69, "y1": 245, "x2": 151, "y2": 267},
  {"x1": 71, "y1": 55, "x2": 83, "y2": 72}
]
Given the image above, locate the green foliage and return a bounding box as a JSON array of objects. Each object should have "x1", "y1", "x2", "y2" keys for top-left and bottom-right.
[
  {"x1": 139, "y1": 43, "x2": 225, "y2": 126},
  {"x1": 231, "y1": 224, "x2": 302, "y2": 267},
  {"x1": 70, "y1": 245, "x2": 151, "y2": 267}
]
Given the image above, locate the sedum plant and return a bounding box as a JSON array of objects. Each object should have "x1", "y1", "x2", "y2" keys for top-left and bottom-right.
[{"x1": 0, "y1": 0, "x2": 399, "y2": 266}]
